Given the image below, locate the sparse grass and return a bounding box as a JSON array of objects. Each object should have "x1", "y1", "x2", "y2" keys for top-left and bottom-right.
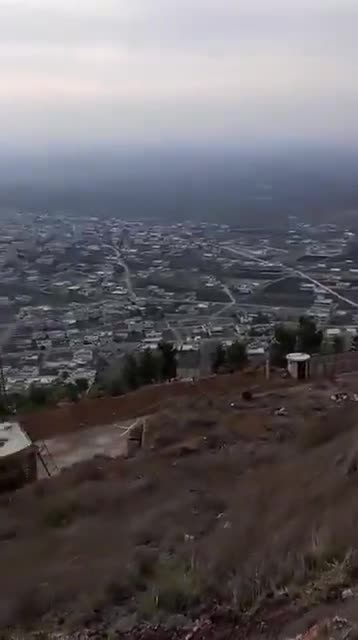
[
  {"x1": 4, "y1": 383, "x2": 358, "y2": 634},
  {"x1": 298, "y1": 406, "x2": 357, "y2": 450},
  {"x1": 138, "y1": 557, "x2": 202, "y2": 617},
  {"x1": 41, "y1": 498, "x2": 79, "y2": 528}
]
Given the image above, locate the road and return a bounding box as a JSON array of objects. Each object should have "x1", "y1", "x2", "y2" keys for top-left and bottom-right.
[
  {"x1": 221, "y1": 244, "x2": 358, "y2": 310},
  {"x1": 223, "y1": 284, "x2": 235, "y2": 304},
  {"x1": 209, "y1": 284, "x2": 236, "y2": 320},
  {"x1": 292, "y1": 268, "x2": 358, "y2": 309},
  {"x1": 104, "y1": 243, "x2": 137, "y2": 301}
]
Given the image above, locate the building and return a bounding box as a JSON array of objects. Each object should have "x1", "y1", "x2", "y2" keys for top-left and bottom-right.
[{"x1": 0, "y1": 421, "x2": 37, "y2": 491}]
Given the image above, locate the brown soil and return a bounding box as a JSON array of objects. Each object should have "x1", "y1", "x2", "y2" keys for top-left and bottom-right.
[
  {"x1": 4, "y1": 376, "x2": 358, "y2": 638},
  {"x1": 20, "y1": 370, "x2": 286, "y2": 441}
]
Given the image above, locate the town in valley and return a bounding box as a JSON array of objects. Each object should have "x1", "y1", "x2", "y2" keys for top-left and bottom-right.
[{"x1": 1, "y1": 210, "x2": 358, "y2": 393}]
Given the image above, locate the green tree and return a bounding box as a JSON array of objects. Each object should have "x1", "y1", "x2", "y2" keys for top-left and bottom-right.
[
  {"x1": 66, "y1": 383, "x2": 79, "y2": 403},
  {"x1": 271, "y1": 324, "x2": 297, "y2": 366},
  {"x1": 158, "y1": 342, "x2": 177, "y2": 380},
  {"x1": 28, "y1": 384, "x2": 49, "y2": 407},
  {"x1": 352, "y1": 333, "x2": 358, "y2": 351},
  {"x1": 138, "y1": 349, "x2": 159, "y2": 386},
  {"x1": 333, "y1": 335, "x2": 344, "y2": 354},
  {"x1": 75, "y1": 377, "x2": 89, "y2": 393},
  {"x1": 122, "y1": 354, "x2": 140, "y2": 391},
  {"x1": 297, "y1": 316, "x2": 323, "y2": 354},
  {"x1": 226, "y1": 341, "x2": 248, "y2": 371},
  {"x1": 108, "y1": 377, "x2": 124, "y2": 397},
  {"x1": 0, "y1": 399, "x2": 9, "y2": 417},
  {"x1": 254, "y1": 311, "x2": 269, "y2": 324},
  {"x1": 211, "y1": 343, "x2": 227, "y2": 374}
]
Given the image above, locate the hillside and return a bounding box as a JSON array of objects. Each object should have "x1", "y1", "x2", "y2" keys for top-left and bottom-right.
[{"x1": 3, "y1": 376, "x2": 358, "y2": 638}]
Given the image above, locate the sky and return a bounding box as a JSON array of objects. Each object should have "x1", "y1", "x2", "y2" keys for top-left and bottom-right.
[{"x1": 1, "y1": 0, "x2": 358, "y2": 151}]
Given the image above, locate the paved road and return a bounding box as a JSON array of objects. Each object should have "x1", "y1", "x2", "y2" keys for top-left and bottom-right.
[
  {"x1": 223, "y1": 284, "x2": 235, "y2": 304},
  {"x1": 222, "y1": 244, "x2": 358, "y2": 310},
  {"x1": 208, "y1": 285, "x2": 236, "y2": 321},
  {"x1": 104, "y1": 243, "x2": 137, "y2": 301}
]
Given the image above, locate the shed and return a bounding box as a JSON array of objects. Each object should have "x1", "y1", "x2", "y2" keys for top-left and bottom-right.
[{"x1": 0, "y1": 421, "x2": 37, "y2": 491}]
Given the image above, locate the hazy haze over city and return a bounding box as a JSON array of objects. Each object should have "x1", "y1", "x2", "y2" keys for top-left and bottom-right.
[
  {"x1": 1, "y1": 0, "x2": 358, "y2": 220},
  {"x1": 1, "y1": 0, "x2": 358, "y2": 149}
]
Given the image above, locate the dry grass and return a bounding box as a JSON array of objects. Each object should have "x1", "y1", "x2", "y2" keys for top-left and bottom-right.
[
  {"x1": 298, "y1": 405, "x2": 358, "y2": 450},
  {"x1": 3, "y1": 382, "x2": 358, "y2": 634}
]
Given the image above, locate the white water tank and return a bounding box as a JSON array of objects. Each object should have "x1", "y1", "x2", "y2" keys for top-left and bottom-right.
[{"x1": 286, "y1": 352, "x2": 311, "y2": 380}]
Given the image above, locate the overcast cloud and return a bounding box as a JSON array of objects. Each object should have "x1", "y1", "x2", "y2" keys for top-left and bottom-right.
[{"x1": 0, "y1": 0, "x2": 357, "y2": 150}]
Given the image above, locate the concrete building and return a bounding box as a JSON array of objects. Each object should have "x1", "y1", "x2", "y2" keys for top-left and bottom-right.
[{"x1": 0, "y1": 421, "x2": 37, "y2": 491}]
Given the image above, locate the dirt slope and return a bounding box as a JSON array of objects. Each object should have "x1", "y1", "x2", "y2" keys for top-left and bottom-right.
[
  {"x1": 20, "y1": 370, "x2": 280, "y2": 441},
  {"x1": 3, "y1": 379, "x2": 358, "y2": 638}
]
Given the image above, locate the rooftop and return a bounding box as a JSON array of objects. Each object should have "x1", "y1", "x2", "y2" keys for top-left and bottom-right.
[
  {"x1": 0, "y1": 421, "x2": 32, "y2": 458},
  {"x1": 286, "y1": 352, "x2": 311, "y2": 362}
]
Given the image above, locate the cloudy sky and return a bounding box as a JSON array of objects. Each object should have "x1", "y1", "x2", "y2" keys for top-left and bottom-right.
[{"x1": 1, "y1": 0, "x2": 357, "y2": 151}]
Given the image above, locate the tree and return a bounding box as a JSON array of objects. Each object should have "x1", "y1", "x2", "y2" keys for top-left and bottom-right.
[
  {"x1": 226, "y1": 341, "x2": 248, "y2": 371},
  {"x1": 61, "y1": 370, "x2": 69, "y2": 381},
  {"x1": 108, "y1": 377, "x2": 124, "y2": 397},
  {"x1": 254, "y1": 311, "x2": 269, "y2": 325},
  {"x1": 271, "y1": 324, "x2": 297, "y2": 366},
  {"x1": 138, "y1": 349, "x2": 159, "y2": 386},
  {"x1": 66, "y1": 383, "x2": 79, "y2": 403},
  {"x1": 75, "y1": 377, "x2": 89, "y2": 393},
  {"x1": 333, "y1": 335, "x2": 344, "y2": 354},
  {"x1": 352, "y1": 333, "x2": 358, "y2": 351},
  {"x1": 297, "y1": 316, "x2": 323, "y2": 354},
  {"x1": 28, "y1": 384, "x2": 49, "y2": 407},
  {"x1": 158, "y1": 342, "x2": 177, "y2": 381},
  {"x1": 0, "y1": 399, "x2": 9, "y2": 417},
  {"x1": 122, "y1": 354, "x2": 140, "y2": 391},
  {"x1": 211, "y1": 343, "x2": 227, "y2": 374}
]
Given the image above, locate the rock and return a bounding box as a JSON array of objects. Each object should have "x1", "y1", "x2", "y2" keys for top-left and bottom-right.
[{"x1": 342, "y1": 588, "x2": 354, "y2": 600}]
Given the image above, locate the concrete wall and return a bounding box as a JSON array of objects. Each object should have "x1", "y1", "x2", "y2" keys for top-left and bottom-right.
[
  {"x1": 0, "y1": 445, "x2": 37, "y2": 492},
  {"x1": 310, "y1": 351, "x2": 358, "y2": 378}
]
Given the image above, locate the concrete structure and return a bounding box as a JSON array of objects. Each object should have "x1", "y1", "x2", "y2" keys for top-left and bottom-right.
[
  {"x1": 0, "y1": 421, "x2": 37, "y2": 491},
  {"x1": 286, "y1": 352, "x2": 311, "y2": 380}
]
